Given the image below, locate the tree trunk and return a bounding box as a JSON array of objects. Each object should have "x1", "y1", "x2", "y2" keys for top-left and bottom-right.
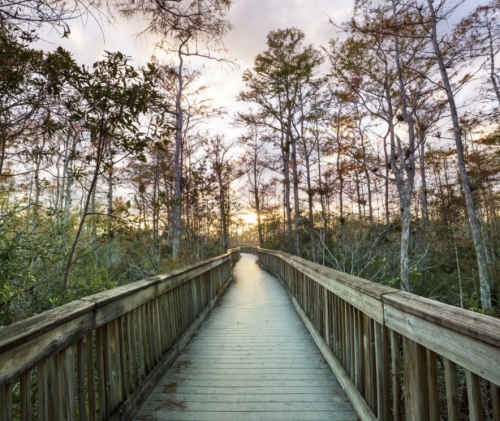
[
  {"x1": 291, "y1": 135, "x2": 301, "y2": 256},
  {"x1": 62, "y1": 135, "x2": 105, "y2": 289},
  {"x1": 171, "y1": 46, "x2": 184, "y2": 260},
  {"x1": 282, "y1": 138, "x2": 292, "y2": 236},
  {"x1": 302, "y1": 139, "x2": 316, "y2": 262},
  {"x1": 419, "y1": 136, "x2": 429, "y2": 231},
  {"x1": 31, "y1": 136, "x2": 45, "y2": 233},
  {"x1": 426, "y1": 0, "x2": 492, "y2": 311},
  {"x1": 254, "y1": 154, "x2": 264, "y2": 248}
]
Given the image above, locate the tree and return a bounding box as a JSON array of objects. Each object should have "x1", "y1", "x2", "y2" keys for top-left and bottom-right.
[
  {"x1": 238, "y1": 28, "x2": 323, "y2": 256},
  {"x1": 61, "y1": 52, "x2": 165, "y2": 289},
  {"x1": 203, "y1": 134, "x2": 242, "y2": 251},
  {"x1": 239, "y1": 127, "x2": 269, "y2": 248},
  {"x1": 119, "y1": 0, "x2": 233, "y2": 260},
  {"x1": 425, "y1": 0, "x2": 493, "y2": 311}
]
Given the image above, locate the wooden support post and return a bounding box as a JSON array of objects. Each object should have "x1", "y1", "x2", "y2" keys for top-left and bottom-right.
[
  {"x1": 465, "y1": 370, "x2": 483, "y2": 421},
  {"x1": 102, "y1": 322, "x2": 114, "y2": 420},
  {"x1": 331, "y1": 295, "x2": 337, "y2": 357},
  {"x1": 125, "y1": 312, "x2": 134, "y2": 395},
  {"x1": 363, "y1": 310, "x2": 371, "y2": 408},
  {"x1": 345, "y1": 302, "x2": 352, "y2": 378},
  {"x1": 341, "y1": 299, "x2": 346, "y2": 367},
  {"x1": 136, "y1": 307, "x2": 145, "y2": 382},
  {"x1": 390, "y1": 329, "x2": 402, "y2": 421},
  {"x1": 146, "y1": 302, "x2": 154, "y2": 370},
  {"x1": 443, "y1": 358, "x2": 459, "y2": 421},
  {"x1": 353, "y1": 309, "x2": 361, "y2": 392},
  {"x1": 375, "y1": 322, "x2": 390, "y2": 421},
  {"x1": 491, "y1": 383, "x2": 500, "y2": 421},
  {"x1": 315, "y1": 282, "x2": 320, "y2": 332},
  {"x1": 426, "y1": 349, "x2": 440, "y2": 421},
  {"x1": 149, "y1": 301, "x2": 157, "y2": 364},
  {"x1": 86, "y1": 333, "x2": 97, "y2": 421},
  {"x1": 349, "y1": 305, "x2": 355, "y2": 379},
  {"x1": 369, "y1": 319, "x2": 377, "y2": 414},
  {"x1": 141, "y1": 304, "x2": 150, "y2": 374},
  {"x1": 0, "y1": 382, "x2": 12, "y2": 421},
  {"x1": 358, "y1": 311, "x2": 366, "y2": 397},
  {"x1": 53, "y1": 348, "x2": 77, "y2": 421},
  {"x1": 323, "y1": 289, "x2": 329, "y2": 346},
  {"x1": 118, "y1": 316, "x2": 127, "y2": 401},
  {"x1": 77, "y1": 339, "x2": 86, "y2": 421},
  {"x1": 20, "y1": 371, "x2": 31, "y2": 421},
  {"x1": 64, "y1": 347, "x2": 77, "y2": 421},
  {"x1": 37, "y1": 360, "x2": 49, "y2": 421},
  {"x1": 403, "y1": 337, "x2": 429, "y2": 421}
]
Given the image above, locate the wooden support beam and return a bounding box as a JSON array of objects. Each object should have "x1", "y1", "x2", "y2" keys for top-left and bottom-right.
[
  {"x1": 375, "y1": 322, "x2": 390, "y2": 421},
  {"x1": 403, "y1": 337, "x2": 429, "y2": 421},
  {"x1": 444, "y1": 357, "x2": 459, "y2": 421}
]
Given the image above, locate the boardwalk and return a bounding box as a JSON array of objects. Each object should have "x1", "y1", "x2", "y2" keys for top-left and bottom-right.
[{"x1": 135, "y1": 253, "x2": 357, "y2": 421}]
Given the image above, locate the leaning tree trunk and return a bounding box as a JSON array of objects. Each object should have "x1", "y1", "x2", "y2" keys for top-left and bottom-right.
[
  {"x1": 426, "y1": 0, "x2": 492, "y2": 311},
  {"x1": 62, "y1": 135, "x2": 105, "y2": 290}
]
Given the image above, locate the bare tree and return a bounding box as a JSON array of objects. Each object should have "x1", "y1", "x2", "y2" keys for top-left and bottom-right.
[
  {"x1": 425, "y1": 0, "x2": 493, "y2": 311},
  {"x1": 119, "y1": 0, "x2": 233, "y2": 260}
]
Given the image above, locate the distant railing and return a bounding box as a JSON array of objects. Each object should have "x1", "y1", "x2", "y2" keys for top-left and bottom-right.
[
  {"x1": 241, "y1": 246, "x2": 500, "y2": 421},
  {"x1": 0, "y1": 248, "x2": 240, "y2": 421}
]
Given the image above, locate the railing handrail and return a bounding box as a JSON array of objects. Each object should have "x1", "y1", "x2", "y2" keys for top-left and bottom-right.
[
  {"x1": 242, "y1": 246, "x2": 500, "y2": 387},
  {"x1": 0, "y1": 248, "x2": 239, "y2": 388}
]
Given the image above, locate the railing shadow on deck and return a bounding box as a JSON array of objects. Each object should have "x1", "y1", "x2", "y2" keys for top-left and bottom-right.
[
  {"x1": 0, "y1": 248, "x2": 240, "y2": 421},
  {"x1": 240, "y1": 246, "x2": 500, "y2": 421}
]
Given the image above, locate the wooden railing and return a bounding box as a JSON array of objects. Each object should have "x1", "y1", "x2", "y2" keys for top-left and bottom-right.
[
  {"x1": 0, "y1": 248, "x2": 240, "y2": 421},
  {"x1": 241, "y1": 246, "x2": 500, "y2": 421}
]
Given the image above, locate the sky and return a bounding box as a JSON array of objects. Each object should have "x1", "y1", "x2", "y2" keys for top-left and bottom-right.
[
  {"x1": 33, "y1": 0, "x2": 484, "y2": 141},
  {"x1": 34, "y1": 0, "x2": 354, "y2": 133}
]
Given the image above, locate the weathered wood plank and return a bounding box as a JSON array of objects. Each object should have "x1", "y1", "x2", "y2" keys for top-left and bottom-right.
[
  {"x1": 96, "y1": 326, "x2": 107, "y2": 421},
  {"x1": 465, "y1": 370, "x2": 483, "y2": 421},
  {"x1": 133, "y1": 255, "x2": 358, "y2": 421},
  {"x1": 375, "y1": 322, "x2": 390, "y2": 421},
  {"x1": 491, "y1": 383, "x2": 500, "y2": 421},
  {"x1": 384, "y1": 303, "x2": 500, "y2": 386},
  {"x1": 426, "y1": 349, "x2": 440, "y2": 421},
  {"x1": 20, "y1": 371, "x2": 31, "y2": 421},
  {"x1": 110, "y1": 275, "x2": 234, "y2": 421},
  {"x1": 0, "y1": 300, "x2": 95, "y2": 355},
  {"x1": 86, "y1": 333, "x2": 97, "y2": 421},
  {"x1": 443, "y1": 358, "x2": 460, "y2": 421},
  {"x1": 0, "y1": 312, "x2": 95, "y2": 387},
  {"x1": 383, "y1": 291, "x2": 500, "y2": 348},
  {"x1": 0, "y1": 254, "x2": 232, "y2": 362},
  {"x1": 77, "y1": 339, "x2": 86, "y2": 421},
  {"x1": 62, "y1": 346, "x2": 77, "y2": 421},
  {"x1": 264, "y1": 251, "x2": 398, "y2": 324},
  {"x1": 0, "y1": 382, "x2": 12, "y2": 421},
  {"x1": 403, "y1": 337, "x2": 429, "y2": 421},
  {"x1": 37, "y1": 360, "x2": 49, "y2": 421},
  {"x1": 274, "y1": 273, "x2": 376, "y2": 421},
  {"x1": 390, "y1": 329, "x2": 402, "y2": 421}
]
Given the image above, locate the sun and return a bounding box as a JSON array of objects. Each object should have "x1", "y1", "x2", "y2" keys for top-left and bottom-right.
[{"x1": 239, "y1": 212, "x2": 258, "y2": 225}]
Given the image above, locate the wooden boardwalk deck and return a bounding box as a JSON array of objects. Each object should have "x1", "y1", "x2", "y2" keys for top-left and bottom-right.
[{"x1": 134, "y1": 253, "x2": 357, "y2": 421}]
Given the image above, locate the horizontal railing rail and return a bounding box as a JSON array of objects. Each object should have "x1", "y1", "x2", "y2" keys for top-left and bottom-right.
[
  {"x1": 240, "y1": 246, "x2": 500, "y2": 421},
  {"x1": 0, "y1": 248, "x2": 240, "y2": 421}
]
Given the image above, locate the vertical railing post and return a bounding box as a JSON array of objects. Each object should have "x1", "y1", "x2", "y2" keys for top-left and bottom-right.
[
  {"x1": 403, "y1": 337, "x2": 429, "y2": 421},
  {"x1": 375, "y1": 322, "x2": 390, "y2": 421}
]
